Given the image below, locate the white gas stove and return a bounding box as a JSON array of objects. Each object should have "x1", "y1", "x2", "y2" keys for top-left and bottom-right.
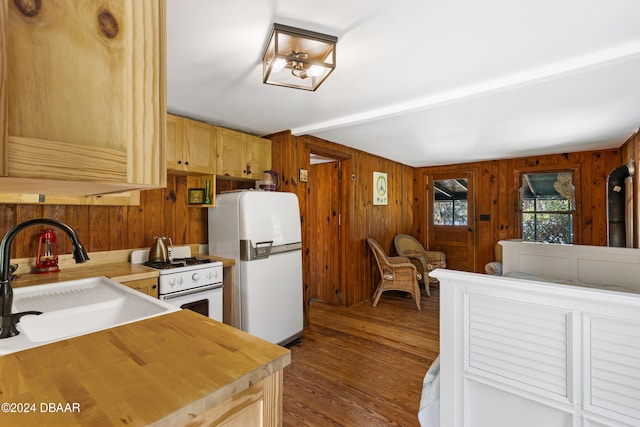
[{"x1": 131, "y1": 246, "x2": 223, "y2": 322}]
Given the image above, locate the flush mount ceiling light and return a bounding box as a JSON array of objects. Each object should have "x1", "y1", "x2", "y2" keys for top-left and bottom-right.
[{"x1": 262, "y1": 23, "x2": 337, "y2": 91}]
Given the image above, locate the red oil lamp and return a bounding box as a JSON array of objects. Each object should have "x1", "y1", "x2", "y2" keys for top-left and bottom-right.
[{"x1": 35, "y1": 228, "x2": 60, "y2": 274}]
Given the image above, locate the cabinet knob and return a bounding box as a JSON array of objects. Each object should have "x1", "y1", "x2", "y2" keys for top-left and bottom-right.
[
  {"x1": 184, "y1": 161, "x2": 189, "y2": 166},
  {"x1": 177, "y1": 160, "x2": 182, "y2": 165}
]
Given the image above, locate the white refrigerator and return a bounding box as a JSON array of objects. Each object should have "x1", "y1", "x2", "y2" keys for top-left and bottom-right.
[{"x1": 208, "y1": 190, "x2": 303, "y2": 345}]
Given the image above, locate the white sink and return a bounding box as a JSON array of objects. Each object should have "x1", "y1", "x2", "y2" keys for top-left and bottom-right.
[{"x1": 0, "y1": 277, "x2": 178, "y2": 355}]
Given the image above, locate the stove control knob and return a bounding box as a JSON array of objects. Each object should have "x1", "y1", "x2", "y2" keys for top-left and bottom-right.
[
  {"x1": 206, "y1": 271, "x2": 213, "y2": 280},
  {"x1": 192, "y1": 273, "x2": 200, "y2": 282},
  {"x1": 169, "y1": 278, "x2": 176, "y2": 287},
  {"x1": 212, "y1": 269, "x2": 219, "y2": 279},
  {"x1": 177, "y1": 276, "x2": 184, "y2": 285}
]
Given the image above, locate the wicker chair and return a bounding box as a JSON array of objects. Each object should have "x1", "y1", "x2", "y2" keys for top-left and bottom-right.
[
  {"x1": 393, "y1": 234, "x2": 446, "y2": 297},
  {"x1": 367, "y1": 238, "x2": 422, "y2": 310}
]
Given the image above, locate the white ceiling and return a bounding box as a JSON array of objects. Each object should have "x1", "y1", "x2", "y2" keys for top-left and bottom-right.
[{"x1": 166, "y1": 0, "x2": 640, "y2": 167}]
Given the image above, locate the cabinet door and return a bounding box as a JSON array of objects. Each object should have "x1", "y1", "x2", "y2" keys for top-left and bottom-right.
[
  {"x1": 121, "y1": 278, "x2": 158, "y2": 298},
  {"x1": 166, "y1": 114, "x2": 186, "y2": 172},
  {"x1": 246, "y1": 136, "x2": 272, "y2": 179},
  {"x1": 2, "y1": 0, "x2": 166, "y2": 195},
  {"x1": 217, "y1": 128, "x2": 249, "y2": 178},
  {"x1": 183, "y1": 371, "x2": 283, "y2": 426},
  {"x1": 184, "y1": 120, "x2": 216, "y2": 174}
]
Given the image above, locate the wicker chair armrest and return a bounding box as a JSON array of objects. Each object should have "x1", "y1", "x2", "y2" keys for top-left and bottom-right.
[
  {"x1": 404, "y1": 255, "x2": 428, "y2": 271},
  {"x1": 382, "y1": 264, "x2": 420, "y2": 282},
  {"x1": 424, "y1": 251, "x2": 446, "y2": 263},
  {"x1": 387, "y1": 256, "x2": 417, "y2": 268},
  {"x1": 426, "y1": 261, "x2": 447, "y2": 271}
]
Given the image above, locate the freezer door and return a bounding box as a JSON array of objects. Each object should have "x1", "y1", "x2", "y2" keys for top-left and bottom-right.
[
  {"x1": 238, "y1": 191, "x2": 301, "y2": 245},
  {"x1": 240, "y1": 250, "x2": 303, "y2": 345}
]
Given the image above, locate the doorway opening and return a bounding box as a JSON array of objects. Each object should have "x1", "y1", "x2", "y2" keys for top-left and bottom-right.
[{"x1": 308, "y1": 150, "x2": 349, "y2": 305}]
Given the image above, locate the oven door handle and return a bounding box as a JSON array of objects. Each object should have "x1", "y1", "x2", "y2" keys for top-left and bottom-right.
[{"x1": 161, "y1": 284, "x2": 222, "y2": 300}]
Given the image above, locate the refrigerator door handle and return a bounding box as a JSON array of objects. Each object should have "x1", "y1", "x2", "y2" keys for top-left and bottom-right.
[
  {"x1": 240, "y1": 240, "x2": 272, "y2": 260},
  {"x1": 270, "y1": 242, "x2": 303, "y2": 255},
  {"x1": 240, "y1": 240, "x2": 302, "y2": 261}
]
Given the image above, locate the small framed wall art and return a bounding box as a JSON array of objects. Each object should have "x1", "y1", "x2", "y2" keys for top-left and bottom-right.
[
  {"x1": 188, "y1": 188, "x2": 205, "y2": 204},
  {"x1": 373, "y1": 171, "x2": 388, "y2": 205}
]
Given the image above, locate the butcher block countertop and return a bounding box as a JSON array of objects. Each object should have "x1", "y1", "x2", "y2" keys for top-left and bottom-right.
[
  {"x1": 0, "y1": 310, "x2": 291, "y2": 426},
  {"x1": 11, "y1": 262, "x2": 160, "y2": 288},
  {"x1": 11, "y1": 253, "x2": 235, "y2": 289}
]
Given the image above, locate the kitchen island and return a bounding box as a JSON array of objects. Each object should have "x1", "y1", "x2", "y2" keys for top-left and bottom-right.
[
  {"x1": 0, "y1": 309, "x2": 290, "y2": 426},
  {"x1": 435, "y1": 240, "x2": 640, "y2": 427}
]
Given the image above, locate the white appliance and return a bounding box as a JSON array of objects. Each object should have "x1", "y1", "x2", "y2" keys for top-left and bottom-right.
[
  {"x1": 131, "y1": 246, "x2": 223, "y2": 322},
  {"x1": 208, "y1": 190, "x2": 303, "y2": 345}
]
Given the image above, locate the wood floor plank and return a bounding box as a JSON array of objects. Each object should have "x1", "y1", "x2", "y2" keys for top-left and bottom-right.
[{"x1": 283, "y1": 285, "x2": 440, "y2": 426}]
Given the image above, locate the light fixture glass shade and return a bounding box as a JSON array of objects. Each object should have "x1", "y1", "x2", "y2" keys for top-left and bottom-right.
[{"x1": 262, "y1": 23, "x2": 337, "y2": 91}]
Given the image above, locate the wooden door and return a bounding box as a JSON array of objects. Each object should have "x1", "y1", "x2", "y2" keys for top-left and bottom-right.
[
  {"x1": 427, "y1": 172, "x2": 476, "y2": 272},
  {"x1": 308, "y1": 160, "x2": 342, "y2": 305}
]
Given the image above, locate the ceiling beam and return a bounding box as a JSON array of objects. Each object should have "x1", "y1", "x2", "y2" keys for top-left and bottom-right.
[{"x1": 291, "y1": 40, "x2": 640, "y2": 136}]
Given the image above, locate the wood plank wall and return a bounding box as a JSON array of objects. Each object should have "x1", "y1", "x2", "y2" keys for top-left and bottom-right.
[
  {"x1": 269, "y1": 131, "x2": 415, "y2": 316},
  {"x1": 2, "y1": 129, "x2": 638, "y2": 315},
  {"x1": 0, "y1": 175, "x2": 207, "y2": 259},
  {"x1": 271, "y1": 130, "x2": 636, "y2": 317},
  {"x1": 413, "y1": 148, "x2": 626, "y2": 272}
]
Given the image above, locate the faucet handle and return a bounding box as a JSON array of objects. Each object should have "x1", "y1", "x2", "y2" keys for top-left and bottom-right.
[
  {"x1": 13, "y1": 310, "x2": 42, "y2": 321},
  {"x1": 1, "y1": 311, "x2": 42, "y2": 338},
  {"x1": 9, "y1": 264, "x2": 18, "y2": 280}
]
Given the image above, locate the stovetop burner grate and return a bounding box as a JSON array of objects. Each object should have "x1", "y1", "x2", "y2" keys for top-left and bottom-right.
[{"x1": 143, "y1": 257, "x2": 213, "y2": 270}]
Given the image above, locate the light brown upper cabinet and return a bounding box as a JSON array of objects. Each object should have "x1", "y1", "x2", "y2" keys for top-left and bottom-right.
[
  {"x1": 0, "y1": 0, "x2": 166, "y2": 197},
  {"x1": 216, "y1": 127, "x2": 272, "y2": 179},
  {"x1": 166, "y1": 114, "x2": 216, "y2": 175}
]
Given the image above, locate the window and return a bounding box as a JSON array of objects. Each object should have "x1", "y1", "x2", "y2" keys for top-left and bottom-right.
[
  {"x1": 520, "y1": 172, "x2": 574, "y2": 244},
  {"x1": 433, "y1": 178, "x2": 468, "y2": 226}
]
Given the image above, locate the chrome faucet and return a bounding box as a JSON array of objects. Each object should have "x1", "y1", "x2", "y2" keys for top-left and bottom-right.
[{"x1": 0, "y1": 218, "x2": 90, "y2": 339}]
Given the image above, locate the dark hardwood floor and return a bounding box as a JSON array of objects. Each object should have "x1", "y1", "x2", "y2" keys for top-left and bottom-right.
[{"x1": 283, "y1": 284, "x2": 440, "y2": 426}]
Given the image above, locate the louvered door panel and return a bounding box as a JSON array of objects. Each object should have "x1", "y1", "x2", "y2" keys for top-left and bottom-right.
[
  {"x1": 466, "y1": 294, "x2": 571, "y2": 398},
  {"x1": 588, "y1": 315, "x2": 640, "y2": 421}
]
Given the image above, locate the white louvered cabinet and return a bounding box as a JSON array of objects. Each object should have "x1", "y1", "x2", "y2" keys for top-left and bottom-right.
[
  {"x1": 466, "y1": 294, "x2": 570, "y2": 400},
  {"x1": 585, "y1": 315, "x2": 640, "y2": 422},
  {"x1": 436, "y1": 269, "x2": 640, "y2": 427}
]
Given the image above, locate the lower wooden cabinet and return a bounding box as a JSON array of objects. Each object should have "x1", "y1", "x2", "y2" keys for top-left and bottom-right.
[
  {"x1": 183, "y1": 370, "x2": 283, "y2": 427},
  {"x1": 120, "y1": 277, "x2": 158, "y2": 298}
]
